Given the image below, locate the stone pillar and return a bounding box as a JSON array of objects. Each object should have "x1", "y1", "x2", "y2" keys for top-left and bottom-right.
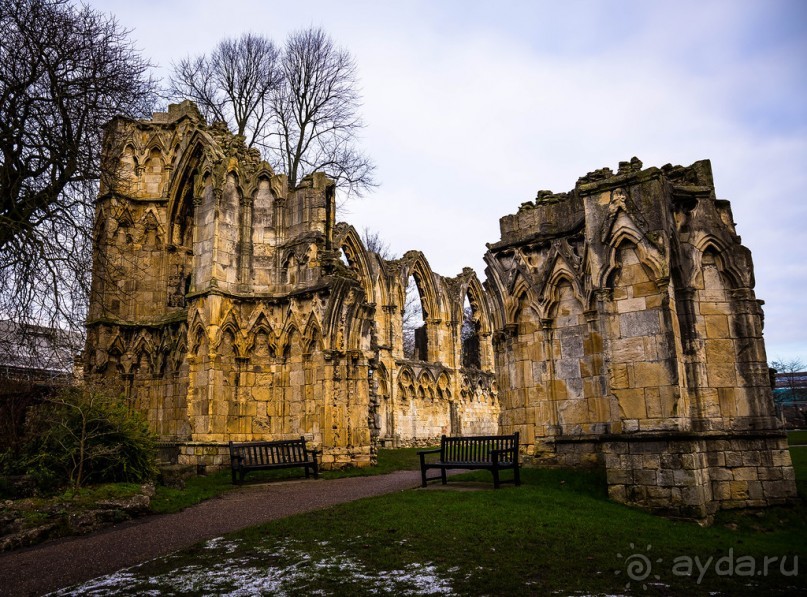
[{"x1": 237, "y1": 195, "x2": 253, "y2": 290}]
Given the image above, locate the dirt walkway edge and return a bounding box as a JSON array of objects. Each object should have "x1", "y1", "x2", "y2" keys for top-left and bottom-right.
[{"x1": 0, "y1": 470, "x2": 424, "y2": 596}]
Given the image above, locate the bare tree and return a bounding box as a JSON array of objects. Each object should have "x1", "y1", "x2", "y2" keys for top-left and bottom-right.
[
  {"x1": 0, "y1": 0, "x2": 157, "y2": 364},
  {"x1": 168, "y1": 28, "x2": 376, "y2": 200},
  {"x1": 362, "y1": 228, "x2": 394, "y2": 260},
  {"x1": 270, "y1": 27, "x2": 375, "y2": 198},
  {"x1": 771, "y1": 358, "x2": 807, "y2": 403},
  {"x1": 168, "y1": 34, "x2": 280, "y2": 148}
]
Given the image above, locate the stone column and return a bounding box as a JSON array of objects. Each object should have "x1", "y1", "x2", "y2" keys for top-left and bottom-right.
[{"x1": 238, "y1": 195, "x2": 253, "y2": 290}]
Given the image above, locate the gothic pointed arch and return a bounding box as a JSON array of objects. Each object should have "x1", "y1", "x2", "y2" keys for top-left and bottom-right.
[
  {"x1": 601, "y1": 228, "x2": 668, "y2": 291},
  {"x1": 130, "y1": 330, "x2": 155, "y2": 375},
  {"x1": 129, "y1": 329, "x2": 154, "y2": 359},
  {"x1": 541, "y1": 263, "x2": 586, "y2": 321},
  {"x1": 216, "y1": 310, "x2": 245, "y2": 357},
  {"x1": 397, "y1": 365, "x2": 417, "y2": 400},
  {"x1": 143, "y1": 132, "x2": 168, "y2": 156},
  {"x1": 165, "y1": 130, "x2": 219, "y2": 246},
  {"x1": 281, "y1": 323, "x2": 303, "y2": 359},
  {"x1": 400, "y1": 251, "x2": 441, "y2": 322},
  {"x1": 505, "y1": 273, "x2": 535, "y2": 326},
  {"x1": 303, "y1": 312, "x2": 324, "y2": 353},
  {"x1": 418, "y1": 367, "x2": 437, "y2": 387},
  {"x1": 188, "y1": 308, "x2": 209, "y2": 354},
  {"x1": 436, "y1": 371, "x2": 452, "y2": 400},
  {"x1": 335, "y1": 223, "x2": 374, "y2": 300},
  {"x1": 106, "y1": 331, "x2": 127, "y2": 357},
  {"x1": 691, "y1": 234, "x2": 747, "y2": 290}
]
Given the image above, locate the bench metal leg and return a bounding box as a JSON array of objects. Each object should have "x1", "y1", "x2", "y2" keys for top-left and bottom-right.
[
  {"x1": 514, "y1": 464, "x2": 521, "y2": 486},
  {"x1": 440, "y1": 468, "x2": 447, "y2": 485},
  {"x1": 492, "y1": 466, "x2": 501, "y2": 489},
  {"x1": 419, "y1": 454, "x2": 429, "y2": 487}
]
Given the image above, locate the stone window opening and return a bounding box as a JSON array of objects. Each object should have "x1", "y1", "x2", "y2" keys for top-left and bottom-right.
[
  {"x1": 175, "y1": 186, "x2": 195, "y2": 250},
  {"x1": 296, "y1": 196, "x2": 305, "y2": 225},
  {"x1": 282, "y1": 254, "x2": 296, "y2": 285},
  {"x1": 402, "y1": 275, "x2": 427, "y2": 360},
  {"x1": 461, "y1": 293, "x2": 481, "y2": 369},
  {"x1": 339, "y1": 247, "x2": 351, "y2": 268}
]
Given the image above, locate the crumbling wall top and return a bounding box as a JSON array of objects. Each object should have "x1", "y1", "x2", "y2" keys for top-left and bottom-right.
[
  {"x1": 493, "y1": 157, "x2": 717, "y2": 249},
  {"x1": 150, "y1": 100, "x2": 203, "y2": 124}
]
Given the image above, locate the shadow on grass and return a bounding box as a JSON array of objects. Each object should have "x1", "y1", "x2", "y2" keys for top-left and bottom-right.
[{"x1": 112, "y1": 450, "x2": 805, "y2": 596}]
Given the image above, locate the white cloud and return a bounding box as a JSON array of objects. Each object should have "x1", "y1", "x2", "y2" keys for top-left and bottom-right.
[{"x1": 94, "y1": 0, "x2": 807, "y2": 360}]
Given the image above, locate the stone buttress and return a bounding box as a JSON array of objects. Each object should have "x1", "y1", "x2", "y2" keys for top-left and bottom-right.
[{"x1": 484, "y1": 157, "x2": 796, "y2": 518}]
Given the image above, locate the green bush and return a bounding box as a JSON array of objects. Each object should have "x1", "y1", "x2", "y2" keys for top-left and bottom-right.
[{"x1": 23, "y1": 383, "x2": 157, "y2": 491}]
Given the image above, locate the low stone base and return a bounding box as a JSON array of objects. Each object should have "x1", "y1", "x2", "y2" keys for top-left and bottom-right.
[
  {"x1": 602, "y1": 431, "x2": 798, "y2": 521},
  {"x1": 161, "y1": 441, "x2": 375, "y2": 471},
  {"x1": 545, "y1": 437, "x2": 604, "y2": 467}
]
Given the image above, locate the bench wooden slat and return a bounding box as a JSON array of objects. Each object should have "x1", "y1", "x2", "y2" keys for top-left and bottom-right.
[
  {"x1": 229, "y1": 437, "x2": 320, "y2": 484},
  {"x1": 419, "y1": 432, "x2": 520, "y2": 489}
]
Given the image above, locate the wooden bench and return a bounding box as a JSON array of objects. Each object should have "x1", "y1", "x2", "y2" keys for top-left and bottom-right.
[
  {"x1": 418, "y1": 432, "x2": 520, "y2": 489},
  {"x1": 229, "y1": 437, "x2": 320, "y2": 484}
]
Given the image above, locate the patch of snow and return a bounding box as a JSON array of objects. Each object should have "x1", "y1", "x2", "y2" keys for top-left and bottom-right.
[{"x1": 53, "y1": 541, "x2": 455, "y2": 596}]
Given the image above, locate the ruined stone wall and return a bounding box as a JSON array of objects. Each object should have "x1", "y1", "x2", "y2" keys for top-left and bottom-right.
[
  {"x1": 86, "y1": 102, "x2": 498, "y2": 468},
  {"x1": 86, "y1": 102, "x2": 793, "y2": 517},
  {"x1": 332, "y1": 225, "x2": 500, "y2": 448},
  {"x1": 86, "y1": 102, "x2": 376, "y2": 468},
  {"x1": 485, "y1": 157, "x2": 796, "y2": 517}
]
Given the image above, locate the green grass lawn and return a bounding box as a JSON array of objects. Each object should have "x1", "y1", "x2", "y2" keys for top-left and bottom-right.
[
  {"x1": 90, "y1": 446, "x2": 806, "y2": 596},
  {"x1": 787, "y1": 429, "x2": 807, "y2": 445}
]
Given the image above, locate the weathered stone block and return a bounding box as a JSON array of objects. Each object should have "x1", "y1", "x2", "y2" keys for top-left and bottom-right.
[
  {"x1": 772, "y1": 450, "x2": 793, "y2": 467},
  {"x1": 747, "y1": 481, "x2": 764, "y2": 500},
  {"x1": 617, "y1": 389, "x2": 646, "y2": 419},
  {"x1": 634, "y1": 363, "x2": 671, "y2": 388},
  {"x1": 706, "y1": 363, "x2": 737, "y2": 387},
  {"x1": 709, "y1": 467, "x2": 733, "y2": 481},
  {"x1": 704, "y1": 315, "x2": 730, "y2": 339},
  {"x1": 619, "y1": 310, "x2": 660, "y2": 336},
  {"x1": 712, "y1": 481, "x2": 731, "y2": 500},
  {"x1": 635, "y1": 469, "x2": 658, "y2": 485},
  {"x1": 611, "y1": 337, "x2": 645, "y2": 360},
  {"x1": 616, "y1": 297, "x2": 647, "y2": 314},
  {"x1": 673, "y1": 469, "x2": 695, "y2": 485},
  {"x1": 724, "y1": 451, "x2": 743, "y2": 468},
  {"x1": 730, "y1": 481, "x2": 749, "y2": 500}
]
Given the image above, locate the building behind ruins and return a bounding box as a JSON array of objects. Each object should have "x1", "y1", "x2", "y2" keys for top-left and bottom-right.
[{"x1": 85, "y1": 102, "x2": 796, "y2": 519}]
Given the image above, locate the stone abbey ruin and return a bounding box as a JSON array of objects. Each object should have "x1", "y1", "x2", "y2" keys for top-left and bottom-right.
[{"x1": 86, "y1": 101, "x2": 796, "y2": 519}]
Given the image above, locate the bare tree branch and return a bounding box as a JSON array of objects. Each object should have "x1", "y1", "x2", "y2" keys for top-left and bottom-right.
[
  {"x1": 167, "y1": 28, "x2": 376, "y2": 202},
  {"x1": 168, "y1": 33, "x2": 280, "y2": 147},
  {"x1": 267, "y1": 27, "x2": 376, "y2": 199},
  {"x1": 362, "y1": 228, "x2": 395, "y2": 260},
  {"x1": 0, "y1": 0, "x2": 157, "y2": 364}
]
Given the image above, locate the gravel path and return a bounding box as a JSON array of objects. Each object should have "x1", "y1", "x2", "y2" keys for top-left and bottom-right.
[{"x1": 0, "y1": 471, "x2": 424, "y2": 596}]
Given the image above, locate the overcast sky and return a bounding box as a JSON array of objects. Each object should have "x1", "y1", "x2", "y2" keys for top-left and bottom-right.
[{"x1": 94, "y1": 0, "x2": 807, "y2": 362}]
